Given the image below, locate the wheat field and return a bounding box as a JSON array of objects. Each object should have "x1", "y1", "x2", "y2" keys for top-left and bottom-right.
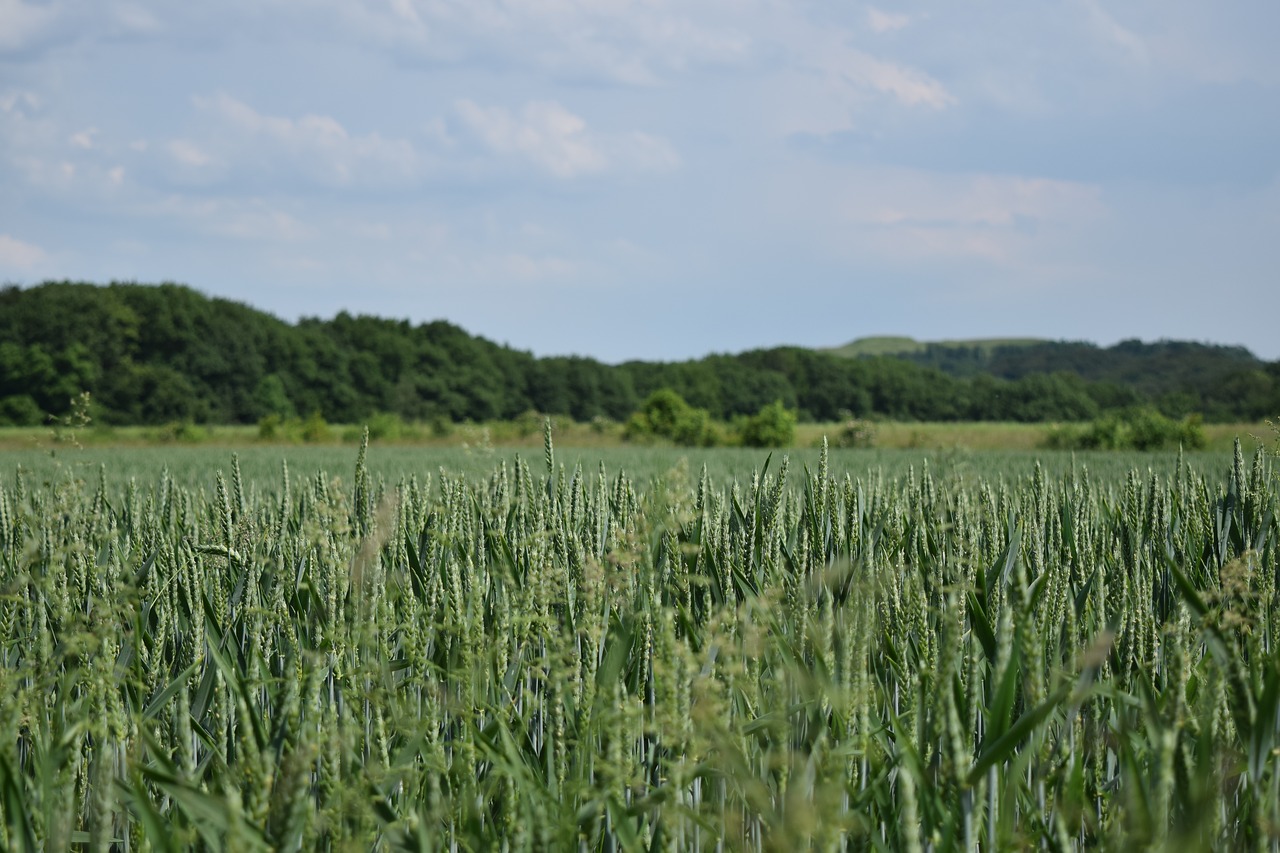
[{"x1": 0, "y1": 429, "x2": 1277, "y2": 850}]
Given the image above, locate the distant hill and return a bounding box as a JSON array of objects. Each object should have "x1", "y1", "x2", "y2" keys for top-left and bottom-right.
[
  {"x1": 820, "y1": 335, "x2": 1271, "y2": 418},
  {"x1": 824, "y1": 336, "x2": 1047, "y2": 358}
]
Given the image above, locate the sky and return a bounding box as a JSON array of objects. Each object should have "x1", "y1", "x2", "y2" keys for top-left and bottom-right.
[{"x1": 1, "y1": 1, "x2": 1278, "y2": 363}]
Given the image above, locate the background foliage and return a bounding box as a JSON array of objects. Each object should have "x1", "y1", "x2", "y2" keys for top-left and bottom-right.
[{"x1": 3, "y1": 281, "x2": 1278, "y2": 427}]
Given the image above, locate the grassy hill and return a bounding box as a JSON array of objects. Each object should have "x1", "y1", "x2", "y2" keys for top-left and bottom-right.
[
  {"x1": 824, "y1": 336, "x2": 1047, "y2": 358},
  {"x1": 816, "y1": 335, "x2": 1275, "y2": 420}
]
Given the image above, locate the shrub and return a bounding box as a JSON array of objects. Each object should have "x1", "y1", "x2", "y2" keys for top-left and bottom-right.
[
  {"x1": 258, "y1": 413, "x2": 283, "y2": 440},
  {"x1": 830, "y1": 418, "x2": 876, "y2": 449},
  {"x1": 365, "y1": 411, "x2": 404, "y2": 442},
  {"x1": 428, "y1": 415, "x2": 454, "y2": 439},
  {"x1": 259, "y1": 411, "x2": 334, "y2": 443},
  {"x1": 625, "y1": 389, "x2": 720, "y2": 447},
  {"x1": 1043, "y1": 408, "x2": 1206, "y2": 451},
  {"x1": 299, "y1": 410, "x2": 332, "y2": 443},
  {"x1": 738, "y1": 400, "x2": 796, "y2": 448},
  {"x1": 158, "y1": 420, "x2": 207, "y2": 443},
  {"x1": 1127, "y1": 409, "x2": 1204, "y2": 451},
  {"x1": 514, "y1": 410, "x2": 546, "y2": 438},
  {"x1": 0, "y1": 394, "x2": 44, "y2": 426}
]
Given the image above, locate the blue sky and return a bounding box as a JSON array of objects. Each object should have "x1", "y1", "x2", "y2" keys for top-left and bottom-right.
[{"x1": 2, "y1": 1, "x2": 1277, "y2": 362}]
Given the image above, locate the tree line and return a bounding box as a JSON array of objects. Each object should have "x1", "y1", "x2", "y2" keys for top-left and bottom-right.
[{"x1": 2, "y1": 281, "x2": 1277, "y2": 427}]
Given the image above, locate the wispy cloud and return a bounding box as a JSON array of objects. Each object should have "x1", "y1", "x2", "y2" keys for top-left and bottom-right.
[
  {"x1": 0, "y1": 0, "x2": 168, "y2": 56},
  {"x1": 68, "y1": 126, "x2": 98, "y2": 149},
  {"x1": 0, "y1": 89, "x2": 41, "y2": 114},
  {"x1": 167, "y1": 138, "x2": 211, "y2": 167},
  {"x1": 760, "y1": 13, "x2": 956, "y2": 137},
  {"x1": 473, "y1": 252, "x2": 579, "y2": 283},
  {"x1": 0, "y1": 232, "x2": 48, "y2": 269},
  {"x1": 866, "y1": 8, "x2": 912, "y2": 34},
  {"x1": 849, "y1": 172, "x2": 1104, "y2": 232},
  {"x1": 139, "y1": 195, "x2": 313, "y2": 245},
  {"x1": 767, "y1": 162, "x2": 1105, "y2": 275},
  {"x1": 0, "y1": 0, "x2": 60, "y2": 54},
  {"x1": 841, "y1": 50, "x2": 955, "y2": 108},
  {"x1": 1079, "y1": 0, "x2": 1147, "y2": 63},
  {"x1": 166, "y1": 93, "x2": 423, "y2": 189},
  {"x1": 455, "y1": 99, "x2": 606, "y2": 178},
  {"x1": 454, "y1": 98, "x2": 678, "y2": 178},
  {"x1": 384, "y1": 0, "x2": 752, "y2": 83}
]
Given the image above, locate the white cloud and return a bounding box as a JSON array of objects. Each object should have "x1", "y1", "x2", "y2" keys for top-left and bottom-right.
[
  {"x1": 768, "y1": 163, "x2": 1105, "y2": 273},
  {"x1": 110, "y1": 2, "x2": 161, "y2": 34},
  {"x1": 341, "y1": 0, "x2": 753, "y2": 84},
  {"x1": 210, "y1": 206, "x2": 310, "y2": 242},
  {"x1": 867, "y1": 8, "x2": 911, "y2": 34},
  {"x1": 69, "y1": 127, "x2": 98, "y2": 149},
  {"x1": 2, "y1": 0, "x2": 755, "y2": 84},
  {"x1": 1136, "y1": 7, "x2": 1280, "y2": 86},
  {"x1": 457, "y1": 99, "x2": 606, "y2": 177},
  {"x1": 849, "y1": 172, "x2": 1103, "y2": 230},
  {"x1": 0, "y1": 0, "x2": 59, "y2": 53},
  {"x1": 184, "y1": 93, "x2": 422, "y2": 187},
  {"x1": 1079, "y1": 0, "x2": 1147, "y2": 63},
  {"x1": 454, "y1": 98, "x2": 678, "y2": 177},
  {"x1": 0, "y1": 0, "x2": 167, "y2": 56},
  {"x1": 477, "y1": 252, "x2": 578, "y2": 282},
  {"x1": 763, "y1": 16, "x2": 956, "y2": 136},
  {"x1": 608, "y1": 131, "x2": 681, "y2": 173},
  {"x1": 168, "y1": 138, "x2": 212, "y2": 167},
  {"x1": 0, "y1": 89, "x2": 41, "y2": 114},
  {"x1": 0, "y1": 233, "x2": 48, "y2": 268},
  {"x1": 9, "y1": 148, "x2": 131, "y2": 195},
  {"x1": 844, "y1": 50, "x2": 954, "y2": 108},
  {"x1": 146, "y1": 195, "x2": 312, "y2": 243}
]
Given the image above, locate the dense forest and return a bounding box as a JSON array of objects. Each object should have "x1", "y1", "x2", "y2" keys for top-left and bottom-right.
[{"x1": 1, "y1": 281, "x2": 1277, "y2": 426}]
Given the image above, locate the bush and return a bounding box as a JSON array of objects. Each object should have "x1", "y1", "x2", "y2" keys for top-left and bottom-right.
[
  {"x1": 257, "y1": 411, "x2": 334, "y2": 443},
  {"x1": 1043, "y1": 408, "x2": 1206, "y2": 451},
  {"x1": 299, "y1": 411, "x2": 332, "y2": 443},
  {"x1": 738, "y1": 400, "x2": 796, "y2": 448},
  {"x1": 365, "y1": 411, "x2": 404, "y2": 442},
  {"x1": 830, "y1": 418, "x2": 876, "y2": 449},
  {"x1": 1126, "y1": 409, "x2": 1202, "y2": 451},
  {"x1": 258, "y1": 413, "x2": 284, "y2": 440},
  {"x1": 514, "y1": 410, "x2": 546, "y2": 438},
  {"x1": 157, "y1": 420, "x2": 207, "y2": 443},
  {"x1": 0, "y1": 394, "x2": 44, "y2": 426},
  {"x1": 624, "y1": 389, "x2": 720, "y2": 447}
]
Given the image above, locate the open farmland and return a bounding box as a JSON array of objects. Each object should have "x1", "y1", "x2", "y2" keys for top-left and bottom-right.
[
  {"x1": 0, "y1": 445, "x2": 1230, "y2": 491},
  {"x1": 1, "y1": 435, "x2": 1278, "y2": 849}
]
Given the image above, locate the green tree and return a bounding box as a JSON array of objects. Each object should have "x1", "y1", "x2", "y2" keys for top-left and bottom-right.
[{"x1": 252, "y1": 373, "x2": 296, "y2": 419}]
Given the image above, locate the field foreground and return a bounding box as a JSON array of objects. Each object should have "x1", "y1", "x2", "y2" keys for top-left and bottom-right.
[{"x1": 0, "y1": 438, "x2": 1278, "y2": 849}]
